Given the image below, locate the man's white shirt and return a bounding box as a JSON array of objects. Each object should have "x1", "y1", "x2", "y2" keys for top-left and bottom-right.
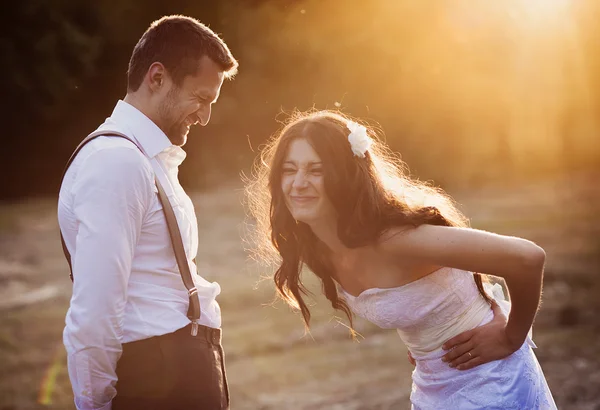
[{"x1": 58, "y1": 100, "x2": 221, "y2": 410}]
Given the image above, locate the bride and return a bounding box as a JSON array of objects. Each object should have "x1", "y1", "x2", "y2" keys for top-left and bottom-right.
[{"x1": 245, "y1": 110, "x2": 557, "y2": 409}]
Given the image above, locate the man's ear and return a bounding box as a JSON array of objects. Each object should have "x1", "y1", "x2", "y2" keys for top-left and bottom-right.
[{"x1": 146, "y1": 62, "x2": 166, "y2": 92}]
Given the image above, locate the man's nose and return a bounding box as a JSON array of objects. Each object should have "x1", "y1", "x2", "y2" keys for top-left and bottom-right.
[{"x1": 197, "y1": 105, "x2": 212, "y2": 126}]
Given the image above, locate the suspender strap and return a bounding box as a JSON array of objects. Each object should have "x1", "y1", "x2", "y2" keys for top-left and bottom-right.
[
  {"x1": 59, "y1": 130, "x2": 201, "y2": 328},
  {"x1": 154, "y1": 179, "x2": 201, "y2": 324}
]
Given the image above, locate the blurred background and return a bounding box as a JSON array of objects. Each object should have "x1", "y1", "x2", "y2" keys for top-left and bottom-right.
[{"x1": 1, "y1": 0, "x2": 599, "y2": 409}]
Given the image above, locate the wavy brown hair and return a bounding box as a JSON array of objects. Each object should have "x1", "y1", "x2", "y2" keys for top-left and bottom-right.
[{"x1": 245, "y1": 110, "x2": 490, "y2": 329}]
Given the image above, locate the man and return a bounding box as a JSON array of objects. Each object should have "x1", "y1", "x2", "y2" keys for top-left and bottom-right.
[{"x1": 58, "y1": 15, "x2": 238, "y2": 410}]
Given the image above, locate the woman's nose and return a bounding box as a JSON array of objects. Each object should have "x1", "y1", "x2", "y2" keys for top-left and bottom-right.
[{"x1": 292, "y1": 171, "x2": 308, "y2": 188}]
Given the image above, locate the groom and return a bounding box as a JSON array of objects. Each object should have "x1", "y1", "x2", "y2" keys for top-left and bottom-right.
[{"x1": 58, "y1": 16, "x2": 237, "y2": 410}]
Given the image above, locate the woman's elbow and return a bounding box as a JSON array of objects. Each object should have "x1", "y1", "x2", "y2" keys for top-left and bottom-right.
[{"x1": 521, "y1": 242, "x2": 546, "y2": 272}]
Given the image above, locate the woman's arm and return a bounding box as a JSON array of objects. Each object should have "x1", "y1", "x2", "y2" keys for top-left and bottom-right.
[{"x1": 383, "y1": 224, "x2": 545, "y2": 368}]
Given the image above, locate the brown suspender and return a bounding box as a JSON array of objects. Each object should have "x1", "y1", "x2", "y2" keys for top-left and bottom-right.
[{"x1": 59, "y1": 130, "x2": 201, "y2": 335}]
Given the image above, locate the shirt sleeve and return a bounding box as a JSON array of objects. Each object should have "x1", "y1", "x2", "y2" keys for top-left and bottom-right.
[{"x1": 63, "y1": 145, "x2": 154, "y2": 410}]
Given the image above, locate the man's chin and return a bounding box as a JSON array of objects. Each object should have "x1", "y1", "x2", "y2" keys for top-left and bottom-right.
[{"x1": 167, "y1": 132, "x2": 188, "y2": 147}]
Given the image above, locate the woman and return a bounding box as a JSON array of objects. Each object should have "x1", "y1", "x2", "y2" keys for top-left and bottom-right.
[{"x1": 245, "y1": 110, "x2": 556, "y2": 409}]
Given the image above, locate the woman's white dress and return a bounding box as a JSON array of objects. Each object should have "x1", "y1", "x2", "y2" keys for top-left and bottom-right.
[{"x1": 337, "y1": 267, "x2": 557, "y2": 409}]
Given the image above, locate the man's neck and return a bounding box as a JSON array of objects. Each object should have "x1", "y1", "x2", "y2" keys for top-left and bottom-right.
[{"x1": 123, "y1": 93, "x2": 156, "y2": 124}]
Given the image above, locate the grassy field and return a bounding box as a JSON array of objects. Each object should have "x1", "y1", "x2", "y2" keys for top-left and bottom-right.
[{"x1": 1, "y1": 171, "x2": 599, "y2": 409}]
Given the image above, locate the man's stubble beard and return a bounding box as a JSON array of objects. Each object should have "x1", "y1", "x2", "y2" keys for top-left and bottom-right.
[{"x1": 158, "y1": 88, "x2": 187, "y2": 147}]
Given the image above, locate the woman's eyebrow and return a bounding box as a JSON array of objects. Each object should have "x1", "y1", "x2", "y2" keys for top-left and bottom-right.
[{"x1": 283, "y1": 160, "x2": 322, "y2": 166}]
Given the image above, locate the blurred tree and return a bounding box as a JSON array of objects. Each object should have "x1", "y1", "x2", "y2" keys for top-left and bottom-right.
[
  {"x1": 0, "y1": 1, "x2": 107, "y2": 131},
  {"x1": 1, "y1": 0, "x2": 599, "y2": 199},
  {"x1": 0, "y1": 0, "x2": 222, "y2": 198}
]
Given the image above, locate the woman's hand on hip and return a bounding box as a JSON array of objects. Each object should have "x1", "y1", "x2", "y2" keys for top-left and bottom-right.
[{"x1": 440, "y1": 300, "x2": 521, "y2": 370}]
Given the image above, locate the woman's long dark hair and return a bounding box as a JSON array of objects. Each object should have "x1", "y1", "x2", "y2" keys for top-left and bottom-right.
[{"x1": 245, "y1": 110, "x2": 490, "y2": 330}]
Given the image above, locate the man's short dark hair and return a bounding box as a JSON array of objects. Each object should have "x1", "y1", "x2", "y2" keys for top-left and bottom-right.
[{"x1": 127, "y1": 15, "x2": 238, "y2": 91}]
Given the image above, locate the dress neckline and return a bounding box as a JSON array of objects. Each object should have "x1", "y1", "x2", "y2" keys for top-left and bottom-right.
[{"x1": 336, "y1": 266, "x2": 452, "y2": 299}]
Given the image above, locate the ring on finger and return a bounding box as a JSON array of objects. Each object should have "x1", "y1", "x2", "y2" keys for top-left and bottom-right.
[{"x1": 467, "y1": 352, "x2": 473, "y2": 358}]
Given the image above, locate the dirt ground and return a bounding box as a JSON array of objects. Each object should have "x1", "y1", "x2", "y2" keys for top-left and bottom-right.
[{"x1": 0, "y1": 171, "x2": 599, "y2": 409}]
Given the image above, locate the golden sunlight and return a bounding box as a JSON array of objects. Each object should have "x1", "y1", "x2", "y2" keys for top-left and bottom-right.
[{"x1": 360, "y1": 0, "x2": 600, "y2": 176}]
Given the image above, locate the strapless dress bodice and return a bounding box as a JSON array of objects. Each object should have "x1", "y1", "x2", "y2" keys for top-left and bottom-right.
[{"x1": 337, "y1": 267, "x2": 495, "y2": 358}]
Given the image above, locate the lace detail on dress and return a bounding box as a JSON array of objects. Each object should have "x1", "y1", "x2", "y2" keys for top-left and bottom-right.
[
  {"x1": 337, "y1": 267, "x2": 557, "y2": 409},
  {"x1": 340, "y1": 267, "x2": 479, "y2": 330},
  {"x1": 339, "y1": 267, "x2": 491, "y2": 357}
]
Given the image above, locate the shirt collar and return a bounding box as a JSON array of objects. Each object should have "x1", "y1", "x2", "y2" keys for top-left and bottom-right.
[
  {"x1": 107, "y1": 100, "x2": 181, "y2": 160},
  {"x1": 158, "y1": 145, "x2": 187, "y2": 169}
]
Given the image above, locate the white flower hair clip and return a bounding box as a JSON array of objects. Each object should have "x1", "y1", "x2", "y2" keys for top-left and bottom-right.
[{"x1": 346, "y1": 120, "x2": 372, "y2": 158}]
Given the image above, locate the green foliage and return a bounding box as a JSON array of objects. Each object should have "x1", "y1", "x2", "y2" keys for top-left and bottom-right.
[
  {"x1": 1, "y1": 1, "x2": 102, "y2": 122},
  {"x1": 2, "y1": 0, "x2": 600, "y2": 199}
]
